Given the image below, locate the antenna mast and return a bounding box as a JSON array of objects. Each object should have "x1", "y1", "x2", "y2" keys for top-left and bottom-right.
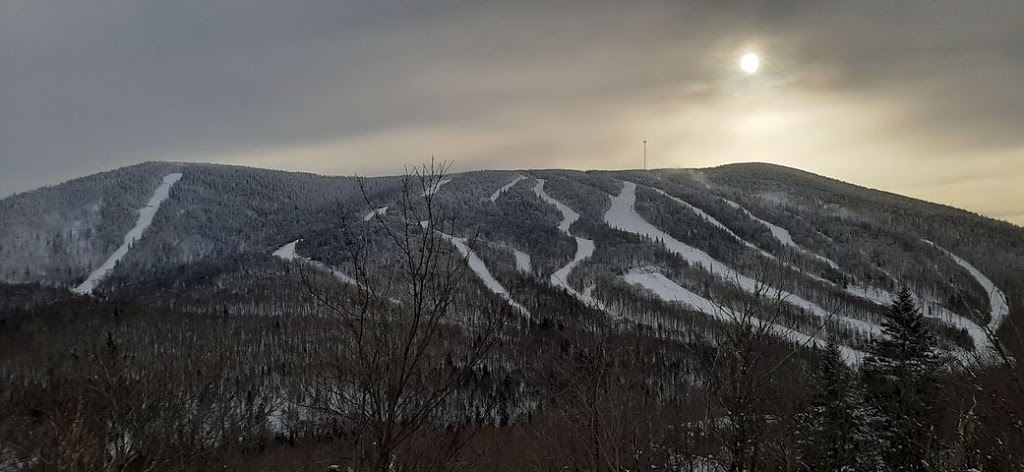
[{"x1": 643, "y1": 140, "x2": 647, "y2": 170}]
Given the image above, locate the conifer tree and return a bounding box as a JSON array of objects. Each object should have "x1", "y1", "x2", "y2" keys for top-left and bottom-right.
[
  {"x1": 862, "y1": 286, "x2": 948, "y2": 471},
  {"x1": 797, "y1": 340, "x2": 885, "y2": 472}
]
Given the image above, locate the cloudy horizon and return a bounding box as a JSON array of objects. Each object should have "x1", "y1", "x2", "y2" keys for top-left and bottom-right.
[{"x1": 3, "y1": 0, "x2": 1023, "y2": 225}]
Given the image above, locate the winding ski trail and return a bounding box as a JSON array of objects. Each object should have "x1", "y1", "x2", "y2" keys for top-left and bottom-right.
[
  {"x1": 272, "y1": 240, "x2": 357, "y2": 285},
  {"x1": 533, "y1": 179, "x2": 605, "y2": 310},
  {"x1": 73, "y1": 173, "x2": 183, "y2": 295},
  {"x1": 435, "y1": 229, "x2": 531, "y2": 317}
]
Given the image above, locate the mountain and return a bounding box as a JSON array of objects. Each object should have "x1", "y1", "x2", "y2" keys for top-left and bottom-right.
[
  {"x1": 4, "y1": 160, "x2": 1024, "y2": 469},
  {"x1": 2, "y1": 161, "x2": 1021, "y2": 358}
]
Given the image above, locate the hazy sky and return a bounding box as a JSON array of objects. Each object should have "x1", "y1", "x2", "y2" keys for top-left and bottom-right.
[{"x1": 2, "y1": 1, "x2": 1023, "y2": 225}]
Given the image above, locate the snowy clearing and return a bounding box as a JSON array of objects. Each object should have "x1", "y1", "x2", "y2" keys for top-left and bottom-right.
[
  {"x1": 625, "y1": 268, "x2": 864, "y2": 365},
  {"x1": 606, "y1": 181, "x2": 879, "y2": 336},
  {"x1": 489, "y1": 175, "x2": 527, "y2": 202},
  {"x1": 73, "y1": 173, "x2": 183, "y2": 295},
  {"x1": 362, "y1": 206, "x2": 388, "y2": 221},
  {"x1": 533, "y1": 179, "x2": 605, "y2": 310},
  {"x1": 272, "y1": 240, "x2": 357, "y2": 285},
  {"x1": 512, "y1": 249, "x2": 532, "y2": 274}
]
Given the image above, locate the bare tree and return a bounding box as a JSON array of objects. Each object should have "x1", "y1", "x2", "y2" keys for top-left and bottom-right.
[{"x1": 299, "y1": 161, "x2": 508, "y2": 471}]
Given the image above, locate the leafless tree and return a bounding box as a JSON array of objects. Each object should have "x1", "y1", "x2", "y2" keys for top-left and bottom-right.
[{"x1": 299, "y1": 161, "x2": 509, "y2": 471}]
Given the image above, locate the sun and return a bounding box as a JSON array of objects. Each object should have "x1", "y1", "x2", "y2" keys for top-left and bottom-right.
[{"x1": 740, "y1": 52, "x2": 760, "y2": 74}]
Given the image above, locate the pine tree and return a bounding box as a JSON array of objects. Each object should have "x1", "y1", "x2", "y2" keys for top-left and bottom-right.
[
  {"x1": 797, "y1": 340, "x2": 885, "y2": 472},
  {"x1": 862, "y1": 286, "x2": 948, "y2": 471}
]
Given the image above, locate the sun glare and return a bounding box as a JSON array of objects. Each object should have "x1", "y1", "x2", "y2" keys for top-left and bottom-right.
[{"x1": 740, "y1": 52, "x2": 760, "y2": 74}]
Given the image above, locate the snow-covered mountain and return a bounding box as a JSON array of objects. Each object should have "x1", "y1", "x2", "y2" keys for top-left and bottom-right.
[{"x1": 2, "y1": 161, "x2": 1022, "y2": 361}]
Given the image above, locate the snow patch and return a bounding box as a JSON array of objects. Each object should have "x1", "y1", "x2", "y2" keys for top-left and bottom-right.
[
  {"x1": 73, "y1": 173, "x2": 183, "y2": 295},
  {"x1": 489, "y1": 175, "x2": 527, "y2": 202},
  {"x1": 512, "y1": 249, "x2": 532, "y2": 274}
]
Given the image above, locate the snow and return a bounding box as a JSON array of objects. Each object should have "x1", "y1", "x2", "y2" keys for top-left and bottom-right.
[
  {"x1": 73, "y1": 173, "x2": 183, "y2": 295},
  {"x1": 533, "y1": 179, "x2": 605, "y2": 309},
  {"x1": 489, "y1": 175, "x2": 527, "y2": 202},
  {"x1": 606, "y1": 181, "x2": 879, "y2": 336},
  {"x1": 362, "y1": 206, "x2": 388, "y2": 221},
  {"x1": 625, "y1": 268, "x2": 864, "y2": 365},
  {"x1": 422, "y1": 178, "x2": 452, "y2": 197},
  {"x1": 428, "y1": 225, "x2": 531, "y2": 317},
  {"x1": 512, "y1": 249, "x2": 532, "y2": 274},
  {"x1": 272, "y1": 240, "x2": 357, "y2": 285},
  {"x1": 724, "y1": 197, "x2": 842, "y2": 270},
  {"x1": 652, "y1": 188, "x2": 773, "y2": 259},
  {"x1": 924, "y1": 240, "x2": 1010, "y2": 332}
]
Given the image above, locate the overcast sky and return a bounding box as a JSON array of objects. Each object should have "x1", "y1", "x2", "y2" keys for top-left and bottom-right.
[{"x1": 2, "y1": 0, "x2": 1023, "y2": 224}]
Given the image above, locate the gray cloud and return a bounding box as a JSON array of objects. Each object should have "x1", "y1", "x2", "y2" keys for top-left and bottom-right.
[{"x1": 2, "y1": 0, "x2": 1023, "y2": 224}]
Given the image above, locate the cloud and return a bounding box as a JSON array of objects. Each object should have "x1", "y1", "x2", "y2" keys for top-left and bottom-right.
[{"x1": 2, "y1": 0, "x2": 1023, "y2": 224}]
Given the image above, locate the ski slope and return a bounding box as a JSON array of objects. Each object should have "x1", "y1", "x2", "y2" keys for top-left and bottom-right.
[
  {"x1": 73, "y1": 173, "x2": 183, "y2": 295},
  {"x1": 723, "y1": 198, "x2": 842, "y2": 271},
  {"x1": 533, "y1": 179, "x2": 605, "y2": 309},
  {"x1": 512, "y1": 249, "x2": 532, "y2": 274},
  {"x1": 652, "y1": 188, "x2": 773, "y2": 259},
  {"x1": 272, "y1": 240, "x2": 357, "y2": 285},
  {"x1": 925, "y1": 240, "x2": 1010, "y2": 332},
  {"x1": 422, "y1": 178, "x2": 452, "y2": 197},
  {"x1": 362, "y1": 206, "x2": 388, "y2": 221},
  {"x1": 430, "y1": 227, "x2": 531, "y2": 317},
  {"x1": 625, "y1": 269, "x2": 864, "y2": 365},
  {"x1": 490, "y1": 175, "x2": 527, "y2": 202},
  {"x1": 606, "y1": 181, "x2": 879, "y2": 336}
]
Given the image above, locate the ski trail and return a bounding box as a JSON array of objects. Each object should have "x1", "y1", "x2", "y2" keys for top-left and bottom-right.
[
  {"x1": 422, "y1": 178, "x2": 452, "y2": 197},
  {"x1": 625, "y1": 269, "x2": 864, "y2": 365},
  {"x1": 73, "y1": 173, "x2": 183, "y2": 295},
  {"x1": 924, "y1": 240, "x2": 1010, "y2": 333},
  {"x1": 533, "y1": 179, "x2": 605, "y2": 309},
  {"x1": 362, "y1": 206, "x2": 388, "y2": 221},
  {"x1": 273, "y1": 240, "x2": 357, "y2": 285},
  {"x1": 606, "y1": 181, "x2": 879, "y2": 336},
  {"x1": 651, "y1": 188, "x2": 774, "y2": 260},
  {"x1": 426, "y1": 226, "x2": 530, "y2": 317},
  {"x1": 723, "y1": 198, "x2": 842, "y2": 271},
  {"x1": 719, "y1": 196, "x2": 897, "y2": 304},
  {"x1": 490, "y1": 175, "x2": 527, "y2": 202}
]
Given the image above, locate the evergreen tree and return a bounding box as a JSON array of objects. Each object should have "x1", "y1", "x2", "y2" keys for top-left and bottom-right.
[
  {"x1": 862, "y1": 286, "x2": 948, "y2": 471},
  {"x1": 797, "y1": 340, "x2": 885, "y2": 472}
]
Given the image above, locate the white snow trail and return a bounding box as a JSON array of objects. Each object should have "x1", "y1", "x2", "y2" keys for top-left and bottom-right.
[
  {"x1": 652, "y1": 188, "x2": 774, "y2": 260},
  {"x1": 73, "y1": 173, "x2": 183, "y2": 295},
  {"x1": 925, "y1": 240, "x2": 1010, "y2": 333},
  {"x1": 533, "y1": 179, "x2": 605, "y2": 310},
  {"x1": 273, "y1": 240, "x2": 357, "y2": 285},
  {"x1": 425, "y1": 225, "x2": 530, "y2": 317},
  {"x1": 723, "y1": 198, "x2": 842, "y2": 271},
  {"x1": 422, "y1": 178, "x2": 452, "y2": 197},
  {"x1": 606, "y1": 181, "x2": 879, "y2": 336},
  {"x1": 362, "y1": 206, "x2": 388, "y2": 221},
  {"x1": 489, "y1": 175, "x2": 527, "y2": 202},
  {"x1": 625, "y1": 269, "x2": 864, "y2": 365}
]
